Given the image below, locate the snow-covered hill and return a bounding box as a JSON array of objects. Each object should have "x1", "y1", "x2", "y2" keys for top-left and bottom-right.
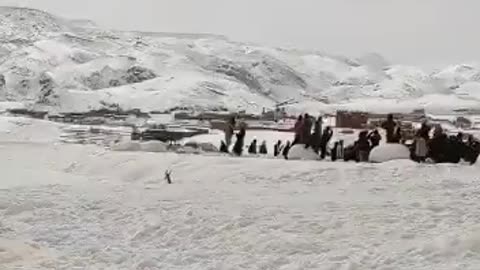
[{"x1": 1, "y1": 7, "x2": 480, "y2": 114}]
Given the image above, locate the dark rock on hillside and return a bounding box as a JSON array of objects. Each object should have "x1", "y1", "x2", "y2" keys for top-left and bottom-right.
[
  {"x1": 82, "y1": 66, "x2": 157, "y2": 90},
  {"x1": 38, "y1": 73, "x2": 56, "y2": 104},
  {"x1": 122, "y1": 66, "x2": 157, "y2": 84},
  {"x1": 0, "y1": 74, "x2": 5, "y2": 88}
]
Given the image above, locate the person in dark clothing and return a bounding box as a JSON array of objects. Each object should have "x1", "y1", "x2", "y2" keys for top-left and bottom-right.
[
  {"x1": 390, "y1": 121, "x2": 403, "y2": 144},
  {"x1": 310, "y1": 117, "x2": 323, "y2": 153},
  {"x1": 338, "y1": 140, "x2": 344, "y2": 160},
  {"x1": 367, "y1": 129, "x2": 382, "y2": 149},
  {"x1": 456, "y1": 132, "x2": 464, "y2": 142},
  {"x1": 248, "y1": 139, "x2": 257, "y2": 154},
  {"x1": 417, "y1": 122, "x2": 431, "y2": 141},
  {"x1": 232, "y1": 127, "x2": 246, "y2": 156},
  {"x1": 292, "y1": 115, "x2": 304, "y2": 145},
  {"x1": 219, "y1": 140, "x2": 229, "y2": 153},
  {"x1": 465, "y1": 135, "x2": 480, "y2": 165},
  {"x1": 331, "y1": 141, "x2": 339, "y2": 161},
  {"x1": 428, "y1": 130, "x2": 449, "y2": 163},
  {"x1": 356, "y1": 131, "x2": 371, "y2": 162},
  {"x1": 343, "y1": 143, "x2": 357, "y2": 162},
  {"x1": 446, "y1": 135, "x2": 463, "y2": 163},
  {"x1": 274, "y1": 140, "x2": 283, "y2": 157},
  {"x1": 259, "y1": 141, "x2": 268, "y2": 155},
  {"x1": 302, "y1": 114, "x2": 313, "y2": 145},
  {"x1": 282, "y1": 141, "x2": 291, "y2": 160},
  {"x1": 316, "y1": 116, "x2": 323, "y2": 137},
  {"x1": 319, "y1": 126, "x2": 334, "y2": 159},
  {"x1": 468, "y1": 135, "x2": 476, "y2": 146},
  {"x1": 381, "y1": 114, "x2": 397, "y2": 143}
]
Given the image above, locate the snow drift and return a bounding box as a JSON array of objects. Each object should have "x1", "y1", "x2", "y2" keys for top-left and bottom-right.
[
  {"x1": 1, "y1": 7, "x2": 480, "y2": 114},
  {"x1": 3, "y1": 138, "x2": 480, "y2": 269},
  {"x1": 287, "y1": 144, "x2": 320, "y2": 160},
  {"x1": 369, "y1": 143, "x2": 411, "y2": 163},
  {"x1": 111, "y1": 141, "x2": 168, "y2": 153}
]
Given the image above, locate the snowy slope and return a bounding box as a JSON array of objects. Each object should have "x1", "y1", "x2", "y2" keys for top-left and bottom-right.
[
  {"x1": 1, "y1": 7, "x2": 480, "y2": 114},
  {"x1": 2, "y1": 120, "x2": 480, "y2": 269}
]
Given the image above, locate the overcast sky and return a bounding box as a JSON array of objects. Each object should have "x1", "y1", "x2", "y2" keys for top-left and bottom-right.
[{"x1": 2, "y1": 0, "x2": 479, "y2": 68}]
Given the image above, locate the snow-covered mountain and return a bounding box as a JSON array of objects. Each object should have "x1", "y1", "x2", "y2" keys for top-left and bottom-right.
[{"x1": 1, "y1": 6, "x2": 480, "y2": 114}]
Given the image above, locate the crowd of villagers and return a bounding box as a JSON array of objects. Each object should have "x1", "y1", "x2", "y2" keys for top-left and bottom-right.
[{"x1": 220, "y1": 113, "x2": 480, "y2": 164}]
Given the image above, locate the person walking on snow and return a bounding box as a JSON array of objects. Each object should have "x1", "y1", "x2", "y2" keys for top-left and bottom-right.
[
  {"x1": 319, "y1": 126, "x2": 333, "y2": 159},
  {"x1": 232, "y1": 126, "x2": 246, "y2": 156},
  {"x1": 293, "y1": 115, "x2": 304, "y2": 145},
  {"x1": 310, "y1": 116, "x2": 323, "y2": 153},
  {"x1": 302, "y1": 113, "x2": 313, "y2": 145},
  {"x1": 381, "y1": 114, "x2": 397, "y2": 143},
  {"x1": 274, "y1": 140, "x2": 283, "y2": 157},
  {"x1": 282, "y1": 141, "x2": 291, "y2": 160},
  {"x1": 356, "y1": 131, "x2": 371, "y2": 162}
]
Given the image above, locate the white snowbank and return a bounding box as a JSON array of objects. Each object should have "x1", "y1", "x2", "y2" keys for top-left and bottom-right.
[
  {"x1": 184, "y1": 141, "x2": 219, "y2": 152},
  {"x1": 287, "y1": 144, "x2": 319, "y2": 160},
  {"x1": 110, "y1": 141, "x2": 141, "y2": 151},
  {"x1": 175, "y1": 146, "x2": 200, "y2": 154},
  {"x1": 3, "y1": 141, "x2": 480, "y2": 269},
  {"x1": 111, "y1": 141, "x2": 168, "y2": 153},
  {"x1": 369, "y1": 143, "x2": 411, "y2": 163},
  {"x1": 139, "y1": 141, "x2": 168, "y2": 153},
  {"x1": 3, "y1": 142, "x2": 480, "y2": 269},
  {"x1": 0, "y1": 116, "x2": 62, "y2": 143},
  {"x1": 0, "y1": 101, "x2": 25, "y2": 112}
]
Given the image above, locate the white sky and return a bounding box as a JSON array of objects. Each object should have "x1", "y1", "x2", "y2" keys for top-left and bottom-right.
[{"x1": 2, "y1": 0, "x2": 479, "y2": 68}]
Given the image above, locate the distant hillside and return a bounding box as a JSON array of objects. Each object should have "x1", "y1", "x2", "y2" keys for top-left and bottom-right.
[{"x1": 1, "y1": 7, "x2": 480, "y2": 114}]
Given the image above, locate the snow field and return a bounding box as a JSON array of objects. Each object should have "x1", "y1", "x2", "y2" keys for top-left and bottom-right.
[
  {"x1": 1, "y1": 141, "x2": 480, "y2": 269},
  {"x1": 2, "y1": 116, "x2": 480, "y2": 268}
]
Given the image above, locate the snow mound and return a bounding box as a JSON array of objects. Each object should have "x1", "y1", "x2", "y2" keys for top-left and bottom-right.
[
  {"x1": 184, "y1": 141, "x2": 219, "y2": 152},
  {"x1": 287, "y1": 144, "x2": 319, "y2": 160},
  {"x1": 176, "y1": 146, "x2": 200, "y2": 154},
  {"x1": 3, "y1": 141, "x2": 480, "y2": 269},
  {"x1": 111, "y1": 141, "x2": 141, "y2": 152},
  {"x1": 139, "y1": 141, "x2": 168, "y2": 153},
  {"x1": 370, "y1": 144, "x2": 411, "y2": 163},
  {"x1": 0, "y1": 116, "x2": 61, "y2": 143},
  {"x1": 111, "y1": 141, "x2": 168, "y2": 153}
]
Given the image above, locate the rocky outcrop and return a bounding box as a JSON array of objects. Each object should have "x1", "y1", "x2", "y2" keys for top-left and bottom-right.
[
  {"x1": 37, "y1": 73, "x2": 57, "y2": 105},
  {"x1": 82, "y1": 66, "x2": 157, "y2": 90},
  {"x1": 123, "y1": 66, "x2": 157, "y2": 84}
]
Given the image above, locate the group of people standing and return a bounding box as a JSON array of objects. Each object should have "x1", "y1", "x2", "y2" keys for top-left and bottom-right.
[
  {"x1": 346, "y1": 114, "x2": 398, "y2": 162},
  {"x1": 346, "y1": 129, "x2": 382, "y2": 162},
  {"x1": 220, "y1": 116, "x2": 292, "y2": 158},
  {"x1": 220, "y1": 113, "x2": 480, "y2": 165},
  {"x1": 351, "y1": 113, "x2": 480, "y2": 164},
  {"x1": 410, "y1": 120, "x2": 480, "y2": 164},
  {"x1": 293, "y1": 114, "x2": 333, "y2": 159},
  {"x1": 221, "y1": 117, "x2": 247, "y2": 156}
]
